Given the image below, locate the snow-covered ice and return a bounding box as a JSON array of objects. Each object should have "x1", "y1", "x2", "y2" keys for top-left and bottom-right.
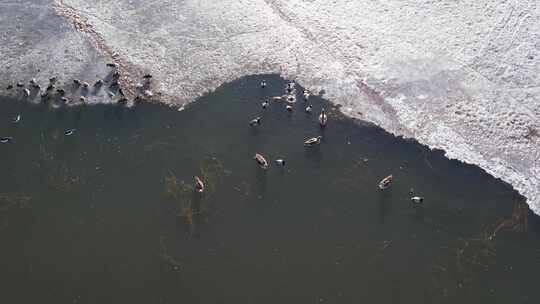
[{"x1": 1, "y1": 0, "x2": 539, "y2": 213}]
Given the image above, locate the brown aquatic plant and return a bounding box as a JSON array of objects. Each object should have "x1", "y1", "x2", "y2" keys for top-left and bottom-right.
[{"x1": 486, "y1": 201, "x2": 529, "y2": 240}]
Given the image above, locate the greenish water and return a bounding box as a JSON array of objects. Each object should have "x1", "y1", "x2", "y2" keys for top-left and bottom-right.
[{"x1": 0, "y1": 75, "x2": 539, "y2": 303}]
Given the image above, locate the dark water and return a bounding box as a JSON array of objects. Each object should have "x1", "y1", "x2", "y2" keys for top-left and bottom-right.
[{"x1": 1, "y1": 75, "x2": 539, "y2": 304}]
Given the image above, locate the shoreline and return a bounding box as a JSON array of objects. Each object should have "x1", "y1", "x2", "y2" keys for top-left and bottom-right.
[{"x1": 1, "y1": 0, "x2": 538, "y2": 214}]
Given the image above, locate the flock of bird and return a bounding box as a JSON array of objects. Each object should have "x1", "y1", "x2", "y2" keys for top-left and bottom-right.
[
  {"x1": 196, "y1": 79, "x2": 424, "y2": 204},
  {"x1": 1, "y1": 63, "x2": 155, "y2": 144},
  {"x1": 1, "y1": 69, "x2": 423, "y2": 203}
]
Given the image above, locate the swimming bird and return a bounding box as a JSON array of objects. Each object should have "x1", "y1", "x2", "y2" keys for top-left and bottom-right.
[
  {"x1": 305, "y1": 104, "x2": 313, "y2": 113},
  {"x1": 272, "y1": 96, "x2": 283, "y2": 102},
  {"x1": 275, "y1": 159, "x2": 286, "y2": 167},
  {"x1": 304, "y1": 136, "x2": 322, "y2": 146},
  {"x1": 287, "y1": 95, "x2": 296, "y2": 103},
  {"x1": 73, "y1": 79, "x2": 81, "y2": 86},
  {"x1": 262, "y1": 99, "x2": 269, "y2": 109},
  {"x1": 260, "y1": 80, "x2": 267, "y2": 88},
  {"x1": 319, "y1": 108, "x2": 328, "y2": 127},
  {"x1": 194, "y1": 176, "x2": 205, "y2": 193},
  {"x1": 0, "y1": 137, "x2": 13, "y2": 143},
  {"x1": 286, "y1": 82, "x2": 295, "y2": 93},
  {"x1": 411, "y1": 196, "x2": 424, "y2": 204},
  {"x1": 254, "y1": 153, "x2": 269, "y2": 169},
  {"x1": 64, "y1": 129, "x2": 76, "y2": 136},
  {"x1": 378, "y1": 175, "x2": 393, "y2": 190},
  {"x1": 303, "y1": 90, "x2": 310, "y2": 100},
  {"x1": 12, "y1": 114, "x2": 21, "y2": 123},
  {"x1": 249, "y1": 117, "x2": 261, "y2": 126},
  {"x1": 23, "y1": 88, "x2": 30, "y2": 97},
  {"x1": 60, "y1": 97, "x2": 69, "y2": 103},
  {"x1": 286, "y1": 104, "x2": 293, "y2": 112}
]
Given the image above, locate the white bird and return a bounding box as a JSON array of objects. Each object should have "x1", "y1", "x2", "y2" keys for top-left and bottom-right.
[
  {"x1": 275, "y1": 159, "x2": 286, "y2": 167},
  {"x1": 286, "y1": 105, "x2": 293, "y2": 112},
  {"x1": 262, "y1": 99, "x2": 269, "y2": 109},
  {"x1": 260, "y1": 80, "x2": 267, "y2": 88},
  {"x1": 249, "y1": 117, "x2": 261, "y2": 126},
  {"x1": 0, "y1": 136, "x2": 13, "y2": 143},
  {"x1": 64, "y1": 129, "x2": 76, "y2": 136},
  {"x1": 12, "y1": 114, "x2": 21, "y2": 123},
  {"x1": 319, "y1": 108, "x2": 328, "y2": 127},
  {"x1": 411, "y1": 196, "x2": 424, "y2": 204},
  {"x1": 305, "y1": 104, "x2": 313, "y2": 113},
  {"x1": 254, "y1": 153, "x2": 269, "y2": 169},
  {"x1": 304, "y1": 136, "x2": 322, "y2": 146},
  {"x1": 23, "y1": 88, "x2": 30, "y2": 97}
]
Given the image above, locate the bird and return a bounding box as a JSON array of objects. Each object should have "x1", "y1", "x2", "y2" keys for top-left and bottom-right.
[
  {"x1": 79, "y1": 96, "x2": 86, "y2": 103},
  {"x1": 275, "y1": 159, "x2": 286, "y2": 167},
  {"x1": 60, "y1": 97, "x2": 69, "y2": 103},
  {"x1": 6, "y1": 84, "x2": 13, "y2": 90},
  {"x1": 144, "y1": 90, "x2": 153, "y2": 97},
  {"x1": 260, "y1": 80, "x2": 267, "y2": 88},
  {"x1": 249, "y1": 117, "x2": 261, "y2": 126},
  {"x1": 106, "y1": 62, "x2": 118, "y2": 68},
  {"x1": 305, "y1": 104, "x2": 313, "y2": 113},
  {"x1": 56, "y1": 88, "x2": 65, "y2": 95},
  {"x1": 0, "y1": 137, "x2": 13, "y2": 143},
  {"x1": 304, "y1": 136, "x2": 322, "y2": 146},
  {"x1": 303, "y1": 90, "x2": 310, "y2": 100},
  {"x1": 143, "y1": 74, "x2": 152, "y2": 79},
  {"x1": 272, "y1": 96, "x2": 283, "y2": 102},
  {"x1": 82, "y1": 82, "x2": 89, "y2": 89},
  {"x1": 411, "y1": 196, "x2": 424, "y2": 204},
  {"x1": 378, "y1": 175, "x2": 393, "y2": 190},
  {"x1": 287, "y1": 95, "x2": 296, "y2": 103},
  {"x1": 286, "y1": 104, "x2": 293, "y2": 112},
  {"x1": 64, "y1": 129, "x2": 76, "y2": 136},
  {"x1": 23, "y1": 88, "x2": 30, "y2": 97},
  {"x1": 12, "y1": 114, "x2": 21, "y2": 123},
  {"x1": 319, "y1": 108, "x2": 328, "y2": 127},
  {"x1": 16, "y1": 82, "x2": 24, "y2": 88},
  {"x1": 286, "y1": 82, "x2": 295, "y2": 93},
  {"x1": 194, "y1": 176, "x2": 205, "y2": 193},
  {"x1": 254, "y1": 153, "x2": 269, "y2": 169},
  {"x1": 262, "y1": 99, "x2": 269, "y2": 109}
]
